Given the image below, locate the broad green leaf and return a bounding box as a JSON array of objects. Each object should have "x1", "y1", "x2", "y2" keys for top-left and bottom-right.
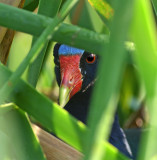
[
  {"x1": 0, "y1": 130, "x2": 12, "y2": 160},
  {"x1": 84, "y1": 0, "x2": 134, "y2": 160},
  {"x1": 0, "y1": 3, "x2": 108, "y2": 54},
  {"x1": 131, "y1": 0, "x2": 157, "y2": 159},
  {"x1": 0, "y1": 103, "x2": 46, "y2": 160}
]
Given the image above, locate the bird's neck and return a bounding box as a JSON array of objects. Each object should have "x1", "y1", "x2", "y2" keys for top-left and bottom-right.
[{"x1": 64, "y1": 87, "x2": 93, "y2": 123}]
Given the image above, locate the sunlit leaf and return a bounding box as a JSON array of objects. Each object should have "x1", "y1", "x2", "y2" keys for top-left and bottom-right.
[
  {"x1": 88, "y1": 0, "x2": 113, "y2": 20},
  {"x1": 131, "y1": 0, "x2": 157, "y2": 159},
  {"x1": 0, "y1": 103, "x2": 46, "y2": 160}
]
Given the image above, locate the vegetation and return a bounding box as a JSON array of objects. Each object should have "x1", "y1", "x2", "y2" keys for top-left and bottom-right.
[{"x1": 0, "y1": 0, "x2": 157, "y2": 160}]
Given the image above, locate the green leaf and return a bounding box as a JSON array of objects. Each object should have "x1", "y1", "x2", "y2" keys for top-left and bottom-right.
[
  {"x1": 0, "y1": 130, "x2": 11, "y2": 160},
  {"x1": 38, "y1": 0, "x2": 62, "y2": 17},
  {"x1": 84, "y1": 0, "x2": 134, "y2": 160},
  {"x1": 27, "y1": 0, "x2": 62, "y2": 87},
  {"x1": 131, "y1": 0, "x2": 157, "y2": 159},
  {"x1": 24, "y1": 0, "x2": 39, "y2": 11},
  {"x1": 88, "y1": 0, "x2": 113, "y2": 24},
  {"x1": 0, "y1": 3, "x2": 108, "y2": 54},
  {"x1": 0, "y1": 0, "x2": 78, "y2": 104},
  {"x1": 152, "y1": 0, "x2": 157, "y2": 16},
  {"x1": 0, "y1": 103, "x2": 46, "y2": 160},
  {"x1": 69, "y1": 0, "x2": 108, "y2": 33},
  {"x1": 24, "y1": 0, "x2": 35, "y2": 7}
]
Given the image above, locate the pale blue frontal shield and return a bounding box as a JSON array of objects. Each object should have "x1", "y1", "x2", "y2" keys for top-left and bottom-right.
[{"x1": 59, "y1": 44, "x2": 84, "y2": 55}]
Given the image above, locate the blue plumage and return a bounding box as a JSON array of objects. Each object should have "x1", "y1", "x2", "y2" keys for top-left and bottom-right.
[{"x1": 58, "y1": 44, "x2": 84, "y2": 55}]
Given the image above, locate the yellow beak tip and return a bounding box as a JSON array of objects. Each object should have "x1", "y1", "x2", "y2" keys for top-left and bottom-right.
[{"x1": 59, "y1": 86, "x2": 70, "y2": 108}]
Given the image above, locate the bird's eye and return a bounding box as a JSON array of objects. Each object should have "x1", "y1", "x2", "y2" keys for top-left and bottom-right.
[{"x1": 86, "y1": 54, "x2": 96, "y2": 64}]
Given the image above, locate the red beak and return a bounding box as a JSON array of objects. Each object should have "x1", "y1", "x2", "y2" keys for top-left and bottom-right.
[{"x1": 59, "y1": 54, "x2": 83, "y2": 107}]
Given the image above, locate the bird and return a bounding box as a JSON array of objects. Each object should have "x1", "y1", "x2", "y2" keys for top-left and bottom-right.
[{"x1": 53, "y1": 43, "x2": 133, "y2": 158}]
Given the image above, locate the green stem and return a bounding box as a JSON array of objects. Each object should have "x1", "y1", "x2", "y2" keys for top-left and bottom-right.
[
  {"x1": 27, "y1": 0, "x2": 62, "y2": 87},
  {"x1": 0, "y1": 3, "x2": 108, "y2": 54},
  {"x1": 0, "y1": 0, "x2": 78, "y2": 104},
  {"x1": 83, "y1": 0, "x2": 134, "y2": 160},
  {"x1": 131, "y1": 0, "x2": 157, "y2": 159},
  {"x1": 151, "y1": 0, "x2": 157, "y2": 16},
  {"x1": 27, "y1": 41, "x2": 48, "y2": 86}
]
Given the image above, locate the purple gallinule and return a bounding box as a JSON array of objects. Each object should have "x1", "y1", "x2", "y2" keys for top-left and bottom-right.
[{"x1": 53, "y1": 44, "x2": 132, "y2": 158}]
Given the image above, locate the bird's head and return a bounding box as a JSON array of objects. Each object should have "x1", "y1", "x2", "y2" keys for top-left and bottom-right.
[{"x1": 53, "y1": 44, "x2": 98, "y2": 107}]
